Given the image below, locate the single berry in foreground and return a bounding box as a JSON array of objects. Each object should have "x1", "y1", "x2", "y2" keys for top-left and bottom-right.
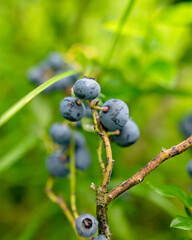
[
  {"x1": 60, "y1": 97, "x2": 85, "y2": 122},
  {"x1": 73, "y1": 76, "x2": 101, "y2": 100},
  {"x1": 49, "y1": 123, "x2": 71, "y2": 145},
  {"x1": 93, "y1": 235, "x2": 108, "y2": 240},
  {"x1": 45, "y1": 152, "x2": 69, "y2": 177},
  {"x1": 111, "y1": 119, "x2": 140, "y2": 147},
  {"x1": 100, "y1": 99, "x2": 129, "y2": 131},
  {"x1": 75, "y1": 214, "x2": 98, "y2": 238},
  {"x1": 75, "y1": 147, "x2": 91, "y2": 171},
  {"x1": 187, "y1": 160, "x2": 192, "y2": 178}
]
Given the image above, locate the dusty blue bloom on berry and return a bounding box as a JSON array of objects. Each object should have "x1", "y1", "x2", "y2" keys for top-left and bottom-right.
[
  {"x1": 59, "y1": 97, "x2": 85, "y2": 122},
  {"x1": 111, "y1": 119, "x2": 140, "y2": 147},
  {"x1": 47, "y1": 51, "x2": 64, "y2": 69},
  {"x1": 73, "y1": 76, "x2": 101, "y2": 100},
  {"x1": 93, "y1": 235, "x2": 108, "y2": 240},
  {"x1": 49, "y1": 123, "x2": 71, "y2": 145},
  {"x1": 75, "y1": 214, "x2": 98, "y2": 238},
  {"x1": 100, "y1": 99, "x2": 129, "y2": 131},
  {"x1": 45, "y1": 152, "x2": 69, "y2": 177},
  {"x1": 75, "y1": 147, "x2": 91, "y2": 171}
]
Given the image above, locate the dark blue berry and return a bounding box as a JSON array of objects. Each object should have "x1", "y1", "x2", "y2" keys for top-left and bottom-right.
[
  {"x1": 75, "y1": 214, "x2": 98, "y2": 238},
  {"x1": 179, "y1": 114, "x2": 192, "y2": 138},
  {"x1": 27, "y1": 66, "x2": 42, "y2": 84},
  {"x1": 83, "y1": 101, "x2": 93, "y2": 118},
  {"x1": 111, "y1": 119, "x2": 140, "y2": 147},
  {"x1": 55, "y1": 74, "x2": 77, "y2": 91},
  {"x1": 75, "y1": 147, "x2": 91, "y2": 171},
  {"x1": 100, "y1": 99, "x2": 129, "y2": 131},
  {"x1": 47, "y1": 51, "x2": 64, "y2": 70},
  {"x1": 59, "y1": 97, "x2": 85, "y2": 122},
  {"x1": 73, "y1": 77, "x2": 101, "y2": 100},
  {"x1": 187, "y1": 160, "x2": 192, "y2": 178},
  {"x1": 49, "y1": 123, "x2": 71, "y2": 145},
  {"x1": 74, "y1": 132, "x2": 86, "y2": 149},
  {"x1": 94, "y1": 235, "x2": 108, "y2": 240},
  {"x1": 45, "y1": 152, "x2": 69, "y2": 177}
]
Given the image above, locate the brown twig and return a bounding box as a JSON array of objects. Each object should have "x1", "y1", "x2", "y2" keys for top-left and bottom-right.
[{"x1": 106, "y1": 136, "x2": 192, "y2": 204}]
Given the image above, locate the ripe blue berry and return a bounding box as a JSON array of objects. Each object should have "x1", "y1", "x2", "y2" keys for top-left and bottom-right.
[
  {"x1": 74, "y1": 132, "x2": 86, "y2": 149},
  {"x1": 180, "y1": 114, "x2": 192, "y2": 138},
  {"x1": 111, "y1": 119, "x2": 140, "y2": 147},
  {"x1": 47, "y1": 51, "x2": 64, "y2": 69},
  {"x1": 75, "y1": 147, "x2": 91, "y2": 171},
  {"x1": 187, "y1": 160, "x2": 192, "y2": 178},
  {"x1": 93, "y1": 235, "x2": 108, "y2": 240},
  {"x1": 49, "y1": 123, "x2": 71, "y2": 145},
  {"x1": 100, "y1": 99, "x2": 129, "y2": 131},
  {"x1": 75, "y1": 214, "x2": 98, "y2": 238},
  {"x1": 73, "y1": 77, "x2": 101, "y2": 100},
  {"x1": 27, "y1": 66, "x2": 42, "y2": 84},
  {"x1": 45, "y1": 152, "x2": 69, "y2": 177},
  {"x1": 59, "y1": 97, "x2": 85, "y2": 122}
]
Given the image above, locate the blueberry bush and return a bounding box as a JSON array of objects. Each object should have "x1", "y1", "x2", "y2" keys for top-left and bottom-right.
[{"x1": 1, "y1": 0, "x2": 192, "y2": 240}]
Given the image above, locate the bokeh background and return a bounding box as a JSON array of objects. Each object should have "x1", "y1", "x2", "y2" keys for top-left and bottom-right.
[{"x1": 1, "y1": 0, "x2": 192, "y2": 239}]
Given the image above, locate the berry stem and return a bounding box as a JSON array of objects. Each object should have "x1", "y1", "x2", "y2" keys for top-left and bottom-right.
[
  {"x1": 94, "y1": 106, "x2": 109, "y2": 112},
  {"x1": 70, "y1": 130, "x2": 79, "y2": 219},
  {"x1": 107, "y1": 130, "x2": 120, "y2": 136},
  {"x1": 97, "y1": 139, "x2": 106, "y2": 175},
  {"x1": 106, "y1": 135, "x2": 192, "y2": 204},
  {"x1": 45, "y1": 177, "x2": 83, "y2": 240}
]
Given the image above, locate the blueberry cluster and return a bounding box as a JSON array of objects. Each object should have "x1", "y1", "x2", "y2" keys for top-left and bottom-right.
[
  {"x1": 59, "y1": 76, "x2": 140, "y2": 147},
  {"x1": 45, "y1": 123, "x2": 91, "y2": 177},
  {"x1": 27, "y1": 51, "x2": 79, "y2": 93}
]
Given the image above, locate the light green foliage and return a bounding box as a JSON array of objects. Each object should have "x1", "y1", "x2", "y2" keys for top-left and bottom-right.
[{"x1": 0, "y1": 0, "x2": 192, "y2": 239}]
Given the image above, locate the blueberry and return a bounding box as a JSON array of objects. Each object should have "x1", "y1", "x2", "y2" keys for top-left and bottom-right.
[
  {"x1": 83, "y1": 101, "x2": 93, "y2": 118},
  {"x1": 47, "y1": 51, "x2": 64, "y2": 70},
  {"x1": 74, "y1": 132, "x2": 86, "y2": 149},
  {"x1": 179, "y1": 114, "x2": 192, "y2": 138},
  {"x1": 75, "y1": 147, "x2": 91, "y2": 171},
  {"x1": 27, "y1": 66, "x2": 42, "y2": 84},
  {"x1": 49, "y1": 123, "x2": 71, "y2": 145},
  {"x1": 45, "y1": 152, "x2": 69, "y2": 177},
  {"x1": 93, "y1": 235, "x2": 108, "y2": 240},
  {"x1": 75, "y1": 214, "x2": 98, "y2": 238},
  {"x1": 111, "y1": 119, "x2": 140, "y2": 147},
  {"x1": 100, "y1": 99, "x2": 129, "y2": 131},
  {"x1": 59, "y1": 97, "x2": 85, "y2": 122},
  {"x1": 61, "y1": 131, "x2": 86, "y2": 153},
  {"x1": 187, "y1": 160, "x2": 192, "y2": 178},
  {"x1": 54, "y1": 72, "x2": 77, "y2": 91},
  {"x1": 73, "y1": 76, "x2": 101, "y2": 100}
]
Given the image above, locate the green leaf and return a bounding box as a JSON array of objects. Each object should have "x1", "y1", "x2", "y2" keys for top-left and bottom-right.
[
  {"x1": 170, "y1": 216, "x2": 192, "y2": 231},
  {"x1": 147, "y1": 182, "x2": 190, "y2": 208},
  {"x1": 156, "y1": 3, "x2": 192, "y2": 26},
  {"x1": 0, "y1": 134, "x2": 38, "y2": 173},
  {"x1": 109, "y1": 205, "x2": 136, "y2": 240},
  {"x1": 30, "y1": 95, "x2": 53, "y2": 127},
  {"x1": 0, "y1": 70, "x2": 78, "y2": 127}
]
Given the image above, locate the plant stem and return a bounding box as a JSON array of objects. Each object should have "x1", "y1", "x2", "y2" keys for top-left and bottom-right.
[
  {"x1": 106, "y1": 135, "x2": 192, "y2": 204},
  {"x1": 104, "y1": 0, "x2": 136, "y2": 66},
  {"x1": 45, "y1": 177, "x2": 83, "y2": 239},
  {"x1": 0, "y1": 70, "x2": 77, "y2": 127},
  {"x1": 70, "y1": 130, "x2": 79, "y2": 219},
  {"x1": 97, "y1": 139, "x2": 106, "y2": 175}
]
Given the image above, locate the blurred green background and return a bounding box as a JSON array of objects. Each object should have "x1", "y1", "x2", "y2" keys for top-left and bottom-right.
[{"x1": 1, "y1": 0, "x2": 192, "y2": 239}]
